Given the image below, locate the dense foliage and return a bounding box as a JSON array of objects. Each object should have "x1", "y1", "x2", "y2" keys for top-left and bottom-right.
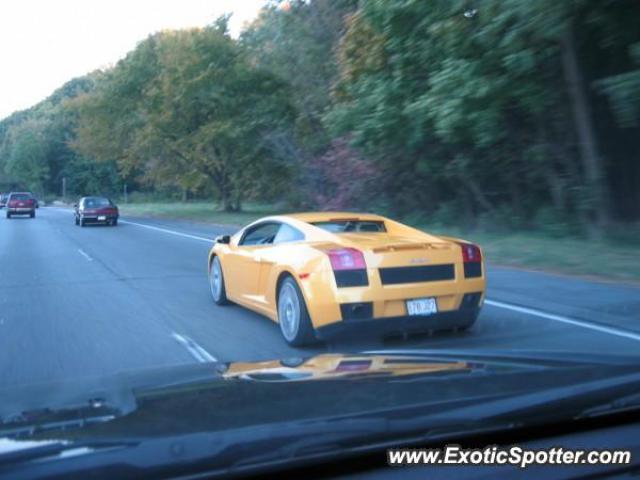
[{"x1": 1, "y1": 0, "x2": 638, "y2": 234}]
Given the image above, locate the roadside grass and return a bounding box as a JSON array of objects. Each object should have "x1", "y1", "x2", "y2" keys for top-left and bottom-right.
[
  {"x1": 119, "y1": 201, "x2": 283, "y2": 226},
  {"x1": 118, "y1": 201, "x2": 640, "y2": 283},
  {"x1": 421, "y1": 226, "x2": 640, "y2": 283}
]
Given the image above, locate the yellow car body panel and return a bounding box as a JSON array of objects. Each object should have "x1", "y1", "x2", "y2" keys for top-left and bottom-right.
[{"x1": 208, "y1": 212, "x2": 486, "y2": 334}]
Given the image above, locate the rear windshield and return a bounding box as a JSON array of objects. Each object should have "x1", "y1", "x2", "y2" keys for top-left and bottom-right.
[
  {"x1": 10, "y1": 193, "x2": 31, "y2": 201},
  {"x1": 312, "y1": 220, "x2": 386, "y2": 233},
  {"x1": 84, "y1": 197, "x2": 112, "y2": 208}
]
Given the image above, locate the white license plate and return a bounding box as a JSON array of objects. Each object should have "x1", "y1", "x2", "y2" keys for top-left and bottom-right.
[
  {"x1": 406, "y1": 297, "x2": 438, "y2": 316},
  {"x1": 98, "y1": 216, "x2": 106, "y2": 221}
]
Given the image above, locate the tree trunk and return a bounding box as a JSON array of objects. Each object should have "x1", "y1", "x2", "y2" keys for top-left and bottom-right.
[
  {"x1": 560, "y1": 23, "x2": 609, "y2": 235},
  {"x1": 545, "y1": 168, "x2": 566, "y2": 212},
  {"x1": 460, "y1": 174, "x2": 494, "y2": 213}
]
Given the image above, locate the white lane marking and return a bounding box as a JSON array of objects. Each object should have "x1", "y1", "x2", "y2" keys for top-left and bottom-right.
[
  {"x1": 77, "y1": 248, "x2": 93, "y2": 262},
  {"x1": 46, "y1": 207, "x2": 213, "y2": 243},
  {"x1": 486, "y1": 299, "x2": 640, "y2": 342},
  {"x1": 119, "y1": 220, "x2": 212, "y2": 243},
  {"x1": 172, "y1": 332, "x2": 218, "y2": 363}
]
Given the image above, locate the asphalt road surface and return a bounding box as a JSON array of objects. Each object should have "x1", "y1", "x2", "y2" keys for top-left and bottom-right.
[{"x1": 1, "y1": 207, "x2": 639, "y2": 388}]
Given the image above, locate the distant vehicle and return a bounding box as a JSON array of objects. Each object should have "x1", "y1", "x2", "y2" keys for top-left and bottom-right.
[
  {"x1": 0, "y1": 192, "x2": 8, "y2": 209},
  {"x1": 74, "y1": 196, "x2": 119, "y2": 226},
  {"x1": 5, "y1": 192, "x2": 37, "y2": 218},
  {"x1": 208, "y1": 212, "x2": 486, "y2": 346}
]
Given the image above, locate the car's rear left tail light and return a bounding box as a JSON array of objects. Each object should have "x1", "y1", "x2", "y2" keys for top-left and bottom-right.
[
  {"x1": 457, "y1": 242, "x2": 482, "y2": 278},
  {"x1": 327, "y1": 248, "x2": 366, "y2": 270},
  {"x1": 327, "y1": 248, "x2": 368, "y2": 287}
]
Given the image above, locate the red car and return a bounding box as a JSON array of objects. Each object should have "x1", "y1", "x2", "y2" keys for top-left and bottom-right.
[
  {"x1": 5, "y1": 192, "x2": 37, "y2": 218},
  {"x1": 74, "y1": 196, "x2": 119, "y2": 226}
]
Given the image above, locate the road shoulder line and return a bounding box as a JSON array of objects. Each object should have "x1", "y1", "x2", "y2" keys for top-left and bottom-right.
[
  {"x1": 119, "y1": 220, "x2": 211, "y2": 243},
  {"x1": 486, "y1": 299, "x2": 640, "y2": 342},
  {"x1": 172, "y1": 332, "x2": 218, "y2": 363}
]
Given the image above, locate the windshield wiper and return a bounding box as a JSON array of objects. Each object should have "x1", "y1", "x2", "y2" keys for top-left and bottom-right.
[
  {"x1": 578, "y1": 391, "x2": 640, "y2": 418},
  {"x1": 0, "y1": 439, "x2": 137, "y2": 467}
]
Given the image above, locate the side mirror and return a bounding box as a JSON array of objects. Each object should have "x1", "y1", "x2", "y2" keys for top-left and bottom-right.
[{"x1": 215, "y1": 235, "x2": 231, "y2": 244}]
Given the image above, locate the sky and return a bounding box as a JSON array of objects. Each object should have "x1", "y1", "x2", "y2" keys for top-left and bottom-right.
[{"x1": 0, "y1": 0, "x2": 266, "y2": 120}]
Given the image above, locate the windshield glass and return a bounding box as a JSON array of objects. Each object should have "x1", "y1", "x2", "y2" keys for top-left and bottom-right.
[
  {"x1": 83, "y1": 197, "x2": 111, "y2": 208},
  {"x1": 9, "y1": 193, "x2": 31, "y2": 201},
  {"x1": 0, "y1": 0, "x2": 638, "y2": 477},
  {"x1": 312, "y1": 220, "x2": 386, "y2": 233}
]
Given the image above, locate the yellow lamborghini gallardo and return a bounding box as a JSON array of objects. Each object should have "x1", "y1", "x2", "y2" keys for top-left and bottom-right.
[{"x1": 208, "y1": 212, "x2": 486, "y2": 346}]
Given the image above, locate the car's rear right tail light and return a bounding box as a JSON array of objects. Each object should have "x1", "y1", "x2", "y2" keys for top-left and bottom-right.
[
  {"x1": 457, "y1": 242, "x2": 483, "y2": 278},
  {"x1": 327, "y1": 248, "x2": 368, "y2": 287}
]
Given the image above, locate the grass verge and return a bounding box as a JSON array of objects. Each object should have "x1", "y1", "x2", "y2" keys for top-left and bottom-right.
[
  {"x1": 119, "y1": 201, "x2": 282, "y2": 226},
  {"x1": 423, "y1": 226, "x2": 639, "y2": 284},
  {"x1": 119, "y1": 202, "x2": 640, "y2": 283}
]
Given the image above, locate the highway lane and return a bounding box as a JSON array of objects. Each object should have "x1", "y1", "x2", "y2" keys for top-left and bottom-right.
[{"x1": 1, "y1": 207, "x2": 639, "y2": 389}]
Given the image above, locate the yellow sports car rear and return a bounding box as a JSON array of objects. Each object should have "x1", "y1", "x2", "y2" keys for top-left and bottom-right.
[{"x1": 208, "y1": 212, "x2": 486, "y2": 346}]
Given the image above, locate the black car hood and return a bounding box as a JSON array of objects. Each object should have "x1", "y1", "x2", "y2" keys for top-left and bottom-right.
[{"x1": 1, "y1": 349, "x2": 639, "y2": 443}]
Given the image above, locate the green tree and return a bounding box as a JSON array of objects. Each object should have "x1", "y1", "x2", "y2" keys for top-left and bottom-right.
[
  {"x1": 4, "y1": 120, "x2": 50, "y2": 193},
  {"x1": 72, "y1": 20, "x2": 295, "y2": 211}
]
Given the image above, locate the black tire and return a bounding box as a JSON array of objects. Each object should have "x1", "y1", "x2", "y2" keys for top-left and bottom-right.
[
  {"x1": 112, "y1": 218, "x2": 118, "y2": 226},
  {"x1": 6, "y1": 212, "x2": 10, "y2": 219},
  {"x1": 457, "y1": 311, "x2": 479, "y2": 332},
  {"x1": 75, "y1": 216, "x2": 79, "y2": 226},
  {"x1": 30, "y1": 211, "x2": 35, "y2": 218},
  {"x1": 277, "y1": 276, "x2": 316, "y2": 347},
  {"x1": 209, "y1": 256, "x2": 229, "y2": 305},
  {"x1": 80, "y1": 217, "x2": 86, "y2": 227}
]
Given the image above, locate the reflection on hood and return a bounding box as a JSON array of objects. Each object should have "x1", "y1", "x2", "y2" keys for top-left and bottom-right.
[
  {"x1": 1, "y1": 349, "x2": 637, "y2": 443},
  {"x1": 221, "y1": 354, "x2": 477, "y2": 382}
]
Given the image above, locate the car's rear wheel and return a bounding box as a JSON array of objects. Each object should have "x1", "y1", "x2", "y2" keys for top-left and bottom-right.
[
  {"x1": 457, "y1": 311, "x2": 479, "y2": 332},
  {"x1": 277, "y1": 277, "x2": 316, "y2": 346},
  {"x1": 6, "y1": 212, "x2": 10, "y2": 219},
  {"x1": 80, "y1": 217, "x2": 86, "y2": 227},
  {"x1": 209, "y1": 256, "x2": 229, "y2": 305},
  {"x1": 112, "y1": 218, "x2": 118, "y2": 226},
  {"x1": 30, "y1": 211, "x2": 35, "y2": 218}
]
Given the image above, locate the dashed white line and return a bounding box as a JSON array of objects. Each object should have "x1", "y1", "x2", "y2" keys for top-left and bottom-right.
[
  {"x1": 172, "y1": 332, "x2": 218, "y2": 363},
  {"x1": 486, "y1": 299, "x2": 640, "y2": 342},
  {"x1": 119, "y1": 220, "x2": 212, "y2": 243},
  {"x1": 77, "y1": 248, "x2": 93, "y2": 262}
]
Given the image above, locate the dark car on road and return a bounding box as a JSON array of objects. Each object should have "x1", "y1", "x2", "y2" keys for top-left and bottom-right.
[
  {"x1": 0, "y1": 192, "x2": 8, "y2": 209},
  {"x1": 5, "y1": 192, "x2": 37, "y2": 218},
  {"x1": 74, "y1": 196, "x2": 119, "y2": 226}
]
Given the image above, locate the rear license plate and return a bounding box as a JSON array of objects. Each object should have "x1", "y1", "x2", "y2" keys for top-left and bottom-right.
[
  {"x1": 406, "y1": 297, "x2": 438, "y2": 316},
  {"x1": 98, "y1": 216, "x2": 106, "y2": 221}
]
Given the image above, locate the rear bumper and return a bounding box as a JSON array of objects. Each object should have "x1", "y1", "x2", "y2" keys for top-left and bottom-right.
[
  {"x1": 82, "y1": 215, "x2": 118, "y2": 223},
  {"x1": 315, "y1": 308, "x2": 480, "y2": 340},
  {"x1": 299, "y1": 266, "x2": 487, "y2": 329},
  {"x1": 7, "y1": 208, "x2": 34, "y2": 214}
]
